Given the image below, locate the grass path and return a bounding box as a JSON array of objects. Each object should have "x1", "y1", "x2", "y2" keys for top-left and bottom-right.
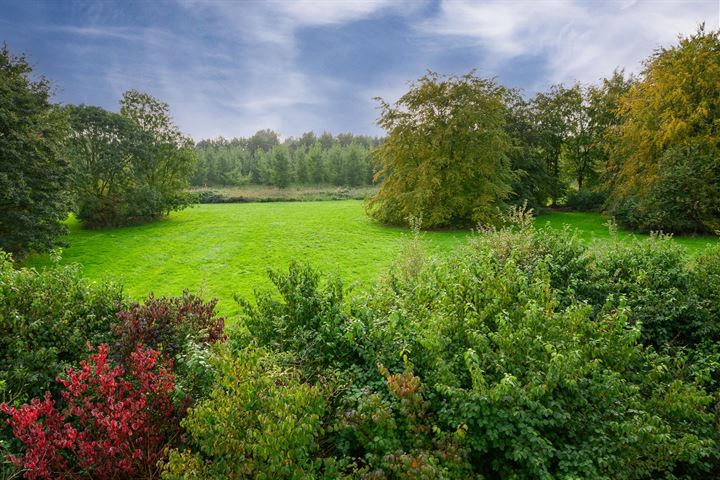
[{"x1": 25, "y1": 202, "x2": 716, "y2": 316}]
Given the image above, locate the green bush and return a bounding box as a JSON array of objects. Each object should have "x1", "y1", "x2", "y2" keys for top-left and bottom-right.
[
  {"x1": 475, "y1": 220, "x2": 720, "y2": 349},
  {"x1": 0, "y1": 252, "x2": 123, "y2": 405},
  {"x1": 162, "y1": 347, "x2": 326, "y2": 479},
  {"x1": 608, "y1": 145, "x2": 720, "y2": 234},
  {"x1": 235, "y1": 261, "x2": 350, "y2": 378},
  {"x1": 563, "y1": 188, "x2": 607, "y2": 211}
]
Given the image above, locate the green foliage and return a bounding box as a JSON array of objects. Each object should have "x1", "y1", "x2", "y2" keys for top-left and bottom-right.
[
  {"x1": 161, "y1": 347, "x2": 325, "y2": 479},
  {"x1": 192, "y1": 132, "x2": 378, "y2": 188},
  {"x1": 504, "y1": 92, "x2": 553, "y2": 210},
  {"x1": 476, "y1": 221, "x2": 720, "y2": 349},
  {"x1": 367, "y1": 71, "x2": 513, "y2": 228},
  {"x1": 171, "y1": 222, "x2": 720, "y2": 479},
  {"x1": 0, "y1": 45, "x2": 72, "y2": 256},
  {"x1": 0, "y1": 252, "x2": 123, "y2": 406},
  {"x1": 608, "y1": 26, "x2": 720, "y2": 233},
  {"x1": 66, "y1": 91, "x2": 196, "y2": 227},
  {"x1": 528, "y1": 83, "x2": 579, "y2": 204},
  {"x1": 236, "y1": 261, "x2": 349, "y2": 378},
  {"x1": 334, "y1": 366, "x2": 472, "y2": 479},
  {"x1": 66, "y1": 104, "x2": 146, "y2": 226},
  {"x1": 563, "y1": 188, "x2": 607, "y2": 211},
  {"x1": 270, "y1": 145, "x2": 291, "y2": 188},
  {"x1": 111, "y1": 291, "x2": 226, "y2": 401}
]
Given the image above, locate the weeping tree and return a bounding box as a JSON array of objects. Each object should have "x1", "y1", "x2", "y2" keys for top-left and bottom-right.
[{"x1": 366, "y1": 71, "x2": 512, "y2": 228}]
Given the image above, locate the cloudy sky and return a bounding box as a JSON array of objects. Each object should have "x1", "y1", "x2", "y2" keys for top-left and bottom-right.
[{"x1": 2, "y1": 0, "x2": 718, "y2": 139}]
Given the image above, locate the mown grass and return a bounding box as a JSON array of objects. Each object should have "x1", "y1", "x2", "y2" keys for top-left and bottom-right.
[{"x1": 25, "y1": 202, "x2": 717, "y2": 316}]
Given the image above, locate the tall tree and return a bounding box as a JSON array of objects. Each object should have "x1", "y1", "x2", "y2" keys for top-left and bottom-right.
[
  {"x1": 367, "y1": 71, "x2": 512, "y2": 228},
  {"x1": 307, "y1": 142, "x2": 325, "y2": 184},
  {"x1": 120, "y1": 90, "x2": 196, "y2": 218},
  {"x1": 271, "y1": 145, "x2": 291, "y2": 188},
  {"x1": 504, "y1": 91, "x2": 552, "y2": 209},
  {"x1": 65, "y1": 105, "x2": 144, "y2": 226},
  {"x1": 587, "y1": 70, "x2": 633, "y2": 186},
  {"x1": 0, "y1": 45, "x2": 72, "y2": 256},
  {"x1": 247, "y1": 129, "x2": 279, "y2": 154},
  {"x1": 608, "y1": 26, "x2": 720, "y2": 233},
  {"x1": 529, "y1": 84, "x2": 579, "y2": 204}
]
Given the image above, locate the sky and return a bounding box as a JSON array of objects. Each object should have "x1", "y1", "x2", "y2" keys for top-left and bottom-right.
[{"x1": 1, "y1": 0, "x2": 718, "y2": 140}]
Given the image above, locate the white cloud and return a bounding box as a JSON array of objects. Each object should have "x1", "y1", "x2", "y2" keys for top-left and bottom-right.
[
  {"x1": 36, "y1": 0, "x2": 719, "y2": 139},
  {"x1": 420, "y1": 0, "x2": 719, "y2": 87},
  {"x1": 148, "y1": 0, "x2": 420, "y2": 137}
]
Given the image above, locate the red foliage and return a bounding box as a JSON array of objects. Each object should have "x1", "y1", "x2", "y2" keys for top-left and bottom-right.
[
  {"x1": 1, "y1": 345, "x2": 181, "y2": 479},
  {"x1": 112, "y1": 291, "x2": 225, "y2": 361}
]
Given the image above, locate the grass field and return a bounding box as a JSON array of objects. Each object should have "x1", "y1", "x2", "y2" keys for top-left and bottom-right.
[
  {"x1": 536, "y1": 210, "x2": 716, "y2": 253},
  {"x1": 24, "y1": 201, "x2": 717, "y2": 316}
]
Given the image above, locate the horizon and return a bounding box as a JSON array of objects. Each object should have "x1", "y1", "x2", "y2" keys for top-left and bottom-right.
[{"x1": 1, "y1": 0, "x2": 718, "y2": 140}]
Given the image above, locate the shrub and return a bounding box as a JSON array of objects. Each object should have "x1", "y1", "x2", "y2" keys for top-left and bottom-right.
[
  {"x1": 161, "y1": 347, "x2": 325, "y2": 479},
  {"x1": 0, "y1": 253, "x2": 122, "y2": 405},
  {"x1": 366, "y1": 235, "x2": 718, "y2": 477},
  {"x1": 474, "y1": 221, "x2": 720, "y2": 349},
  {"x1": 216, "y1": 230, "x2": 720, "y2": 478},
  {"x1": 333, "y1": 365, "x2": 471, "y2": 478},
  {"x1": 112, "y1": 292, "x2": 225, "y2": 360},
  {"x1": 563, "y1": 188, "x2": 607, "y2": 211},
  {"x1": 236, "y1": 261, "x2": 349, "y2": 377},
  {"x1": 111, "y1": 291, "x2": 225, "y2": 400},
  {"x1": 2, "y1": 344, "x2": 182, "y2": 479},
  {"x1": 583, "y1": 236, "x2": 712, "y2": 347}
]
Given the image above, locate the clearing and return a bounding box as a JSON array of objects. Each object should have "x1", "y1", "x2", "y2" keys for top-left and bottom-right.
[{"x1": 25, "y1": 201, "x2": 716, "y2": 315}]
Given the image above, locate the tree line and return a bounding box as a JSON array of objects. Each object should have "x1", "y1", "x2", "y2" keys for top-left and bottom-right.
[
  {"x1": 0, "y1": 44, "x2": 197, "y2": 256},
  {"x1": 369, "y1": 26, "x2": 719, "y2": 234},
  {"x1": 192, "y1": 131, "x2": 382, "y2": 188}
]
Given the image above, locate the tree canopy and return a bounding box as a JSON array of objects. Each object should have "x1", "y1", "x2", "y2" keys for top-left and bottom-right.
[
  {"x1": 0, "y1": 45, "x2": 72, "y2": 256},
  {"x1": 607, "y1": 26, "x2": 720, "y2": 233},
  {"x1": 67, "y1": 92, "x2": 196, "y2": 227},
  {"x1": 366, "y1": 72, "x2": 513, "y2": 228}
]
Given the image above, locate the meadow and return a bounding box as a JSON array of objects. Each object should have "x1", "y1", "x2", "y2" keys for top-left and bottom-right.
[{"x1": 25, "y1": 200, "x2": 716, "y2": 316}]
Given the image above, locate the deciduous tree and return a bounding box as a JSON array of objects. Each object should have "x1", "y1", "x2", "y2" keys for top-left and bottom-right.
[
  {"x1": 367, "y1": 71, "x2": 512, "y2": 228},
  {"x1": 0, "y1": 46, "x2": 71, "y2": 256}
]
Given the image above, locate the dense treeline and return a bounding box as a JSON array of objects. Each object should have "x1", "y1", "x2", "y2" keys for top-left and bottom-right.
[
  {"x1": 369, "y1": 27, "x2": 719, "y2": 233},
  {"x1": 192, "y1": 131, "x2": 382, "y2": 188},
  {"x1": 2, "y1": 217, "x2": 720, "y2": 478}
]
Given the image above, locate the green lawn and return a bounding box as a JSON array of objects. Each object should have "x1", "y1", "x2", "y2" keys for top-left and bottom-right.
[
  {"x1": 536, "y1": 210, "x2": 716, "y2": 254},
  {"x1": 26, "y1": 201, "x2": 466, "y2": 315},
  {"x1": 24, "y1": 202, "x2": 717, "y2": 316}
]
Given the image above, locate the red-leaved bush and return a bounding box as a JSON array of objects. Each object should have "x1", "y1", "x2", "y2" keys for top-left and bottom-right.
[
  {"x1": 1, "y1": 344, "x2": 182, "y2": 479},
  {"x1": 112, "y1": 291, "x2": 225, "y2": 362}
]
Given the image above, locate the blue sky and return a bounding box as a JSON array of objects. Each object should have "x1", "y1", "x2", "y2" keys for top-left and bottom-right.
[{"x1": 1, "y1": 0, "x2": 718, "y2": 140}]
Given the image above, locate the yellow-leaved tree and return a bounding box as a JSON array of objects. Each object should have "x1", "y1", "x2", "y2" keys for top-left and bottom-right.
[{"x1": 608, "y1": 26, "x2": 720, "y2": 233}]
